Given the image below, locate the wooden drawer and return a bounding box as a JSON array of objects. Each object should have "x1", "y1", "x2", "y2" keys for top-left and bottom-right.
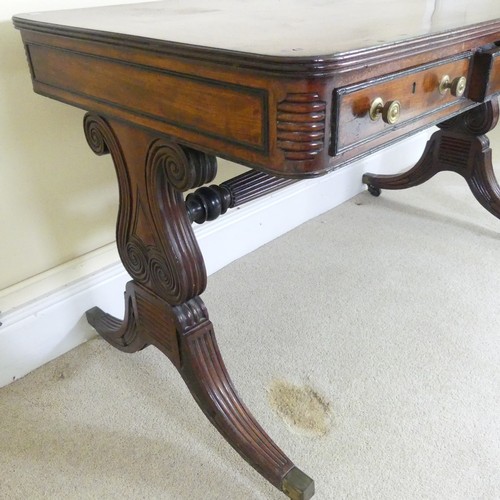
[
  {"x1": 332, "y1": 54, "x2": 472, "y2": 155},
  {"x1": 468, "y1": 44, "x2": 500, "y2": 102}
]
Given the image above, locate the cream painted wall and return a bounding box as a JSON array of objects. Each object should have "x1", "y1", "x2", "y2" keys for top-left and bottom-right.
[{"x1": 0, "y1": 1, "x2": 244, "y2": 295}]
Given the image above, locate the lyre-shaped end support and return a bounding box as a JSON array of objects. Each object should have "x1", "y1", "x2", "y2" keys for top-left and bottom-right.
[
  {"x1": 83, "y1": 112, "x2": 314, "y2": 498},
  {"x1": 363, "y1": 99, "x2": 500, "y2": 220}
]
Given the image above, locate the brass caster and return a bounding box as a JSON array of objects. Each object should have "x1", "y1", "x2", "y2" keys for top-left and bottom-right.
[{"x1": 282, "y1": 467, "x2": 315, "y2": 500}]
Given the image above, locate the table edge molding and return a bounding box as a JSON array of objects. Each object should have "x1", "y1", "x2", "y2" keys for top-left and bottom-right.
[{"x1": 12, "y1": 16, "x2": 500, "y2": 76}]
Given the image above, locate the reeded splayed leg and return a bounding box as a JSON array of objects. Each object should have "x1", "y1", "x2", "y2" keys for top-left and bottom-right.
[
  {"x1": 362, "y1": 98, "x2": 500, "y2": 219},
  {"x1": 82, "y1": 113, "x2": 314, "y2": 500}
]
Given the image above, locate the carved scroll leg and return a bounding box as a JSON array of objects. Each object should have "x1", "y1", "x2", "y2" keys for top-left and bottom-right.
[
  {"x1": 362, "y1": 133, "x2": 441, "y2": 196},
  {"x1": 86, "y1": 281, "x2": 148, "y2": 353},
  {"x1": 363, "y1": 100, "x2": 500, "y2": 220}
]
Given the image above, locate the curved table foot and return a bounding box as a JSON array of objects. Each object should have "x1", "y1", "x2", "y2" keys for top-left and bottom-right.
[
  {"x1": 468, "y1": 146, "x2": 500, "y2": 219},
  {"x1": 177, "y1": 298, "x2": 314, "y2": 498},
  {"x1": 363, "y1": 99, "x2": 500, "y2": 220},
  {"x1": 92, "y1": 282, "x2": 314, "y2": 499},
  {"x1": 86, "y1": 283, "x2": 148, "y2": 353},
  {"x1": 362, "y1": 137, "x2": 438, "y2": 195}
]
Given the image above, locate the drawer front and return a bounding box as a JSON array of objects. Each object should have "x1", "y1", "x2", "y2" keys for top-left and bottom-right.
[
  {"x1": 469, "y1": 45, "x2": 500, "y2": 101},
  {"x1": 333, "y1": 54, "x2": 472, "y2": 154}
]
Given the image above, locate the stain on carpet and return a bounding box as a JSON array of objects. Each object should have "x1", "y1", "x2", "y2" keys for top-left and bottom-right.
[{"x1": 268, "y1": 380, "x2": 331, "y2": 437}]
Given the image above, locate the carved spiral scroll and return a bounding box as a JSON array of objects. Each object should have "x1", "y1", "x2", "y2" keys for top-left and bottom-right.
[
  {"x1": 463, "y1": 99, "x2": 499, "y2": 135},
  {"x1": 83, "y1": 113, "x2": 131, "y2": 255},
  {"x1": 83, "y1": 114, "x2": 111, "y2": 156},
  {"x1": 438, "y1": 99, "x2": 500, "y2": 135},
  {"x1": 149, "y1": 141, "x2": 217, "y2": 192},
  {"x1": 149, "y1": 248, "x2": 177, "y2": 298},
  {"x1": 145, "y1": 139, "x2": 208, "y2": 304},
  {"x1": 125, "y1": 237, "x2": 149, "y2": 283},
  {"x1": 83, "y1": 114, "x2": 209, "y2": 305}
]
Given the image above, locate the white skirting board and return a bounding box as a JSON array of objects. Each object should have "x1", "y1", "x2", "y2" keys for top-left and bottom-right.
[{"x1": 0, "y1": 131, "x2": 432, "y2": 387}]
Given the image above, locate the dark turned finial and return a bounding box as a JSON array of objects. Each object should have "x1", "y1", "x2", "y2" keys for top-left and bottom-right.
[
  {"x1": 185, "y1": 170, "x2": 298, "y2": 224},
  {"x1": 185, "y1": 184, "x2": 232, "y2": 224}
]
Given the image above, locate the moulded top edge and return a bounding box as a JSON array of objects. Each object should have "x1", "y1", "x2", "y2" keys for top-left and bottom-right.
[{"x1": 12, "y1": 0, "x2": 500, "y2": 58}]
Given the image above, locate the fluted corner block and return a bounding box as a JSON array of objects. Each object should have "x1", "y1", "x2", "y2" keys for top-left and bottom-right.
[{"x1": 277, "y1": 93, "x2": 326, "y2": 161}]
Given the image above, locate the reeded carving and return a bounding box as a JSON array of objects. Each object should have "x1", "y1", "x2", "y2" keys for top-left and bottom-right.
[
  {"x1": 277, "y1": 93, "x2": 326, "y2": 161},
  {"x1": 86, "y1": 282, "x2": 148, "y2": 354},
  {"x1": 83, "y1": 114, "x2": 311, "y2": 497},
  {"x1": 83, "y1": 114, "x2": 211, "y2": 304},
  {"x1": 466, "y1": 136, "x2": 500, "y2": 217},
  {"x1": 144, "y1": 138, "x2": 208, "y2": 303},
  {"x1": 179, "y1": 318, "x2": 297, "y2": 490},
  {"x1": 363, "y1": 141, "x2": 438, "y2": 191},
  {"x1": 438, "y1": 136, "x2": 472, "y2": 170},
  {"x1": 172, "y1": 296, "x2": 209, "y2": 332},
  {"x1": 83, "y1": 114, "x2": 133, "y2": 261}
]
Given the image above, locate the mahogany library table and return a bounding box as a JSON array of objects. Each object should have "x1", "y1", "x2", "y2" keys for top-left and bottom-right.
[{"x1": 13, "y1": 1, "x2": 500, "y2": 498}]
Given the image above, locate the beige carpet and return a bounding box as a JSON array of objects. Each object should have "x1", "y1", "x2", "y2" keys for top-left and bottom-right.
[{"x1": 1, "y1": 165, "x2": 500, "y2": 499}]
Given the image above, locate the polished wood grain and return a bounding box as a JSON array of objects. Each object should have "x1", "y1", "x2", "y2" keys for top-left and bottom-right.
[
  {"x1": 333, "y1": 55, "x2": 472, "y2": 154},
  {"x1": 492, "y1": 48, "x2": 500, "y2": 95},
  {"x1": 12, "y1": 2, "x2": 500, "y2": 498},
  {"x1": 14, "y1": 8, "x2": 500, "y2": 176}
]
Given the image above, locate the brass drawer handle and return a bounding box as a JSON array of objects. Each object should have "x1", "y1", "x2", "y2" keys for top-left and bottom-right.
[
  {"x1": 369, "y1": 98, "x2": 401, "y2": 124},
  {"x1": 439, "y1": 75, "x2": 467, "y2": 97}
]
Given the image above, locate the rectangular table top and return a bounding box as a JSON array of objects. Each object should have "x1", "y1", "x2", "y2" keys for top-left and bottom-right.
[
  {"x1": 12, "y1": 0, "x2": 500, "y2": 178},
  {"x1": 13, "y1": 0, "x2": 500, "y2": 58}
]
